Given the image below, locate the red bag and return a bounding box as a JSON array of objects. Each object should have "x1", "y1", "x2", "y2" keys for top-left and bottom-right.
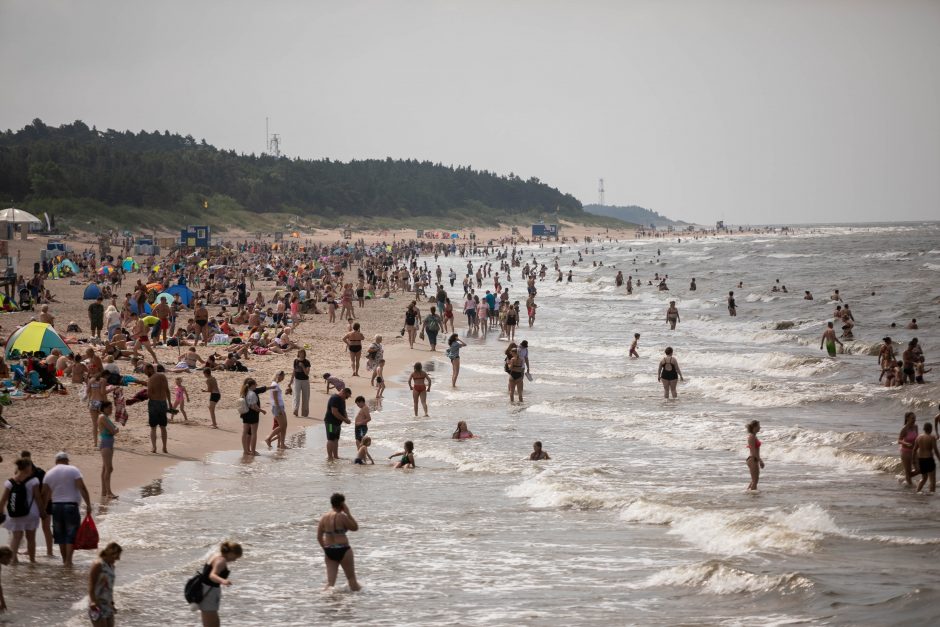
[{"x1": 74, "y1": 514, "x2": 99, "y2": 550}]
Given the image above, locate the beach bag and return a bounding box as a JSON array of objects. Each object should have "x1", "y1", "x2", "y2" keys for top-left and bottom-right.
[
  {"x1": 6, "y1": 478, "x2": 31, "y2": 518},
  {"x1": 237, "y1": 396, "x2": 250, "y2": 415},
  {"x1": 74, "y1": 514, "x2": 99, "y2": 550},
  {"x1": 184, "y1": 571, "x2": 204, "y2": 604}
]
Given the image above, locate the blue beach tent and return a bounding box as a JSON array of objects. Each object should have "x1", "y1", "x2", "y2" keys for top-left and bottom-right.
[
  {"x1": 129, "y1": 299, "x2": 152, "y2": 315},
  {"x1": 83, "y1": 284, "x2": 102, "y2": 300},
  {"x1": 166, "y1": 285, "x2": 194, "y2": 307}
]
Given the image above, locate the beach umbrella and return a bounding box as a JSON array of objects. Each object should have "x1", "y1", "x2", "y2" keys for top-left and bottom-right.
[
  {"x1": 98, "y1": 265, "x2": 113, "y2": 276},
  {"x1": 5, "y1": 322, "x2": 71, "y2": 359},
  {"x1": 122, "y1": 258, "x2": 139, "y2": 272},
  {"x1": 451, "y1": 233, "x2": 459, "y2": 239},
  {"x1": 0, "y1": 207, "x2": 42, "y2": 224},
  {"x1": 154, "y1": 292, "x2": 175, "y2": 306},
  {"x1": 83, "y1": 284, "x2": 102, "y2": 300}
]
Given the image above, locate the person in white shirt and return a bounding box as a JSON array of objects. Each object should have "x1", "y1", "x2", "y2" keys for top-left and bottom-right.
[
  {"x1": 264, "y1": 371, "x2": 288, "y2": 449},
  {"x1": 40, "y1": 452, "x2": 92, "y2": 567}
]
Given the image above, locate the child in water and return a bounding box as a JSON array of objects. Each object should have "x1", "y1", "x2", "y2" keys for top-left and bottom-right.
[
  {"x1": 389, "y1": 441, "x2": 415, "y2": 468},
  {"x1": 374, "y1": 359, "x2": 386, "y2": 399},
  {"x1": 629, "y1": 333, "x2": 640, "y2": 358},
  {"x1": 354, "y1": 436, "x2": 374, "y2": 465}
]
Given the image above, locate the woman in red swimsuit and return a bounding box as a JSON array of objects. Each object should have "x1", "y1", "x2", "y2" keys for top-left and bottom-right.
[{"x1": 746, "y1": 419, "x2": 764, "y2": 491}]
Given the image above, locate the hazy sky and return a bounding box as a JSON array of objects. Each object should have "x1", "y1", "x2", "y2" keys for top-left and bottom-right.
[{"x1": 2, "y1": 1, "x2": 938, "y2": 224}]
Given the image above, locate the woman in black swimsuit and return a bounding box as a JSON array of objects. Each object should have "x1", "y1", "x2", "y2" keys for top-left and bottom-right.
[
  {"x1": 657, "y1": 346, "x2": 684, "y2": 399},
  {"x1": 316, "y1": 493, "x2": 361, "y2": 591},
  {"x1": 506, "y1": 346, "x2": 525, "y2": 402}
]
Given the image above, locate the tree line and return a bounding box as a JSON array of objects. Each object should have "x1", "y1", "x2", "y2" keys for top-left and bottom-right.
[{"x1": 0, "y1": 119, "x2": 586, "y2": 224}]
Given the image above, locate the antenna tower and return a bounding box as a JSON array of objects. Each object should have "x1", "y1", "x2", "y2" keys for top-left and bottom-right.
[
  {"x1": 598, "y1": 178, "x2": 605, "y2": 206},
  {"x1": 265, "y1": 117, "x2": 282, "y2": 157}
]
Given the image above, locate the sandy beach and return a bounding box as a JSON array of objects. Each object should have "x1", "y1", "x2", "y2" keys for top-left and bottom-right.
[{"x1": 0, "y1": 221, "x2": 640, "y2": 499}]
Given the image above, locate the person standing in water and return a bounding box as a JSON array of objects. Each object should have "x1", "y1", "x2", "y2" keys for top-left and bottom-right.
[
  {"x1": 746, "y1": 420, "x2": 764, "y2": 491},
  {"x1": 87, "y1": 542, "x2": 122, "y2": 627},
  {"x1": 898, "y1": 412, "x2": 919, "y2": 486},
  {"x1": 666, "y1": 301, "x2": 680, "y2": 330},
  {"x1": 819, "y1": 321, "x2": 843, "y2": 357},
  {"x1": 727, "y1": 291, "x2": 737, "y2": 317},
  {"x1": 657, "y1": 347, "x2": 683, "y2": 399},
  {"x1": 629, "y1": 333, "x2": 640, "y2": 359},
  {"x1": 446, "y1": 334, "x2": 466, "y2": 387},
  {"x1": 408, "y1": 362, "x2": 431, "y2": 417},
  {"x1": 198, "y1": 541, "x2": 243, "y2": 626},
  {"x1": 914, "y1": 423, "x2": 940, "y2": 493},
  {"x1": 316, "y1": 493, "x2": 361, "y2": 591}
]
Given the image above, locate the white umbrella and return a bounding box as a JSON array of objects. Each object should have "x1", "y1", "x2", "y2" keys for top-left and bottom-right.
[{"x1": 0, "y1": 207, "x2": 42, "y2": 224}]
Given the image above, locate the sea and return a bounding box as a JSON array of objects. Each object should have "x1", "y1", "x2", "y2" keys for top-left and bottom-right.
[{"x1": 7, "y1": 223, "x2": 940, "y2": 626}]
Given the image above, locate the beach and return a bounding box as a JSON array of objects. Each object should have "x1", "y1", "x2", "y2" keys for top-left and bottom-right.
[{"x1": 2, "y1": 222, "x2": 938, "y2": 626}]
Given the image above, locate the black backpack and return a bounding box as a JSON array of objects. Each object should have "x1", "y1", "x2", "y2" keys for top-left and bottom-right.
[
  {"x1": 184, "y1": 571, "x2": 204, "y2": 604},
  {"x1": 6, "y1": 479, "x2": 31, "y2": 518}
]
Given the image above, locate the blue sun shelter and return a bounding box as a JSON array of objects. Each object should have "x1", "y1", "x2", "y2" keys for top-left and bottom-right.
[
  {"x1": 83, "y1": 283, "x2": 102, "y2": 300},
  {"x1": 129, "y1": 299, "x2": 151, "y2": 315},
  {"x1": 166, "y1": 284, "x2": 194, "y2": 307}
]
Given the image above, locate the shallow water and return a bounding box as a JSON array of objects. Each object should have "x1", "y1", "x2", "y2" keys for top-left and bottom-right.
[{"x1": 7, "y1": 223, "x2": 940, "y2": 625}]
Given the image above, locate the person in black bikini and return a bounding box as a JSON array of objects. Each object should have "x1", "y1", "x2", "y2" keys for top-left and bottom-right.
[
  {"x1": 657, "y1": 346, "x2": 683, "y2": 399},
  {"x1": 506, "y1": 346, "x2": 525, "y2": 402},
  {"x1": 316, "y1": 493, "x2": 361, "y2": 591}
]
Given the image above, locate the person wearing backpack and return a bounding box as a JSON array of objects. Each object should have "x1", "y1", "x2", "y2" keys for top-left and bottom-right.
[
  {"x1": 0, "y1": 458, "x2": 44, "y2": 563},
  {"x1": 421, "y1": 306, "x2": 443, "y2": 351}
]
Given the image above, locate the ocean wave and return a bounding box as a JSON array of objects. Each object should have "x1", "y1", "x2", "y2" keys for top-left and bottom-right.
[
  {"x1": 637, "y1": 561, "x2": 813, "y2": 595},
  {"x1": 766, "y1": 253, "x2": 819, "y2": 258},
  {"x1": 924, "y1": 263, "x2": 940, "y2": 272},
  {"x1": 745, "y1": 292, "x2": 780, "y2": 303},
  {"x1": 505, "y1": 472, "x2": 628, "y2": 509},
  {"x1": 679, "y1": 350, "x2": 835, "y2": 378},
  {"x1": 684, "y1": 376, "x2": 875, "y2": 408},
  {"x1": 862, "y1": 251, "x2": 910, "y2": 259}
]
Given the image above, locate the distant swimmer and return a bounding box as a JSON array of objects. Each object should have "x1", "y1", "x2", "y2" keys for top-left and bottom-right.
[
  {"x1": 804, "y1": 291, "x2": 813, "y2": 300},
  {"x1": 657, "y1": 347, "x2": 683, "y2": 399},
  {"x1": 746, "y1": 420, "x2": 764, "y2": 491},
  {"x1": 666, "y1": 301, "x2": 680, "y2": 330},
  {"x1": 820, "y1": 321, "x2": 843, "y2": 357},
  {"x1": 689, "y1": 278, "x2": 696, "y2": 291},
  {"x1": 831, "y1": 289, "x2": 842, "y2": 301},
  {"x1": 629, "y1": 333, "x2": 640, "y2": 359},
  {"x1": 615, "y1": 271, "x2": 624, "y2": 287},
  {"x1": 529, "y1": 441, "x2": 550, "y2": 460},
  {"x1": 727, "y1": 291, "x2": 737, "y2": 317},
  {"x1": 914, "y1": 423, "x2": 940, "y2": 493},
  {"x1": 907, "y1": 318, "x2": 918, "y2": 330}
]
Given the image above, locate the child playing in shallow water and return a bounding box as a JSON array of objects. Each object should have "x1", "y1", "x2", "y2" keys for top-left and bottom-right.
[
  {"x1": 389, "y1": 441, "x2": 415, "y2": 468},
  {"x1": 374, "y1": 359, "x2": 386, "y2": 399},
  {"x1": 354, "y1": 436, "x2": 374, "y2": 465},
  {"x1": 629, "y1": 333, "x2": 640, "y2": 358}
]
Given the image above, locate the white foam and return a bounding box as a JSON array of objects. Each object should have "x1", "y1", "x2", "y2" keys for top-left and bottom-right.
[{"x1": 639, "y1": 561, "x2": 814, "y2": 594}]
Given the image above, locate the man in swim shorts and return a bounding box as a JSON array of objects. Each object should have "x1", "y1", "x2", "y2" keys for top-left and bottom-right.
[
  {"x1": 146, "y1": 364, "x2": 172, "y2": 454},
  {"x1": 324, "y1": 388, "x2": 352, "y2": 461}
]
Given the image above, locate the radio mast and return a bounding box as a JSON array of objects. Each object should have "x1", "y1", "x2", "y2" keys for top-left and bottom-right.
[{"x1": 598, "y1": 178, "x2": 605, "y2": 206}]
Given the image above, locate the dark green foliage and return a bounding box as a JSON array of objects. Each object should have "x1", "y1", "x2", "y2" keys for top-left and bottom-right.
[{"x1": 0, "y1": 119, "x2": 601, "y2": 229}]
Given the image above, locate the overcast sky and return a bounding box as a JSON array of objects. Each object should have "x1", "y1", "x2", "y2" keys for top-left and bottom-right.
[{"x1": 1, "y1": 0, "x2": 938, "y2": 224}]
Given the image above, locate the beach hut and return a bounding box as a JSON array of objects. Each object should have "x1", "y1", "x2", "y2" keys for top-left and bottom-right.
[
  {"x1": 83, "y1": 284, "x2": 102, "y2": 300},
  {"x1": 122, "y1": 257, "x2": 139, "y2": 272},
  {"x1": 5, "y1": 322, "x2": 72, "y2": 359}
]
